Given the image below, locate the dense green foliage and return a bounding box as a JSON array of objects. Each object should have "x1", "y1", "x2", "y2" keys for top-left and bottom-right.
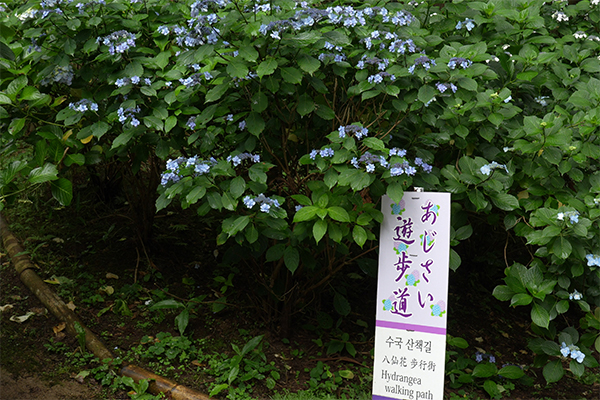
[{"x1": 1, "y1": 0, "x2": 599, "y2": 387}]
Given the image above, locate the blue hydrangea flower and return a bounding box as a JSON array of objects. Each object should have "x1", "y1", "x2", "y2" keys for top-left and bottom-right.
[
  {"x1": 560, "y1": 342, "x2": 570, "y2": 357},
  {"x1": 448, "y1": 57, "x2": 473, "y2": 70},
  {"x1": 586, "y1": 254, "x2": 600, "y2": 266},
  {"x1": 238, "y1": 120, "x2": 246, "y2": 130},
  {"x1": 456, "y1": 18, "x2": 475, "y2": 31},
  {"x1": 68, "y1": 99, "x2": 98, "y2": 112},
  {"x1": 569, "y1": 290, "x2": 582, "y2": 301}
]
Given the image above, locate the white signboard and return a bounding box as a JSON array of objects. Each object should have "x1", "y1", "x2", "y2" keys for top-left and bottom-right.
[{"x1": 373, "y1": 192, "x2": 451, "y2": 400}]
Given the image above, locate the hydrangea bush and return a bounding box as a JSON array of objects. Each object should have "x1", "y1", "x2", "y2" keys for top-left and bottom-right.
[{"x1": 1, "y1": 0, "x2": 599, "y2": 384}]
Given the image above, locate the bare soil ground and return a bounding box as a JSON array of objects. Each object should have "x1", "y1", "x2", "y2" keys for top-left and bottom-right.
[{"x1": 1, "y1": 200, "x2": 599, "y2": 400}]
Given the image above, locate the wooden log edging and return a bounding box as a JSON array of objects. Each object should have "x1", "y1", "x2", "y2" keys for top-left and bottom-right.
[{"x1": 0, "y1": 212, "x2": 212, "y2": 400}]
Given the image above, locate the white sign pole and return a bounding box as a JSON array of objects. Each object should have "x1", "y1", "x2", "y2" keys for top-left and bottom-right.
[{"x1": 372, "y1": 192, "x2": 451, "y2": 400}]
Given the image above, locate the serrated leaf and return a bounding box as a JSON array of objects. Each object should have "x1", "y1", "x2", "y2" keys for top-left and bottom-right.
[
  {"x1": 284, "y1": 246, "x2": 299, "y2": 274},
  {"x1": 531, "y1": 302, "x2": 550, "y2": 329},
  {"x1": 281, "y1": 67, "x2": 303, "y2": 84},
  {"x1": 353, "y1": 225, "x2": 367, "y2": 247},
  {"x1": 226, "y1": 61, "x2": 249, "y2": 78},
  {"x1": 333, "y1": 292, "x2": 351, "y2": 316},
  {"x1": 543, "y1": 360, "x2": 564, "y2": 384},
  {"x1": 313, "y1": 219, "x2": 327, "y2": 243},
  {"x1": 327, "y1": 206, "x2": 350, "y2": 222},
  {"x1": 257, "y1": 59, "x2": 278, "y2": 78}
]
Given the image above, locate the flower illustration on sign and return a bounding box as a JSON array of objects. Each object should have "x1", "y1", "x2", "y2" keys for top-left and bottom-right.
[
  {"x1": 420, "y1": 230, "x2": 436, "y2": 253},
  {"x1": 391, "y1": 199, "x2": 406, "y2": 215},
  {"x1": 431, "y1": 300, "x2": 446, "y2": 317},
  {"x1": 406, "y1": 271, "x2": 420, "y2": 287},
  {"x1": 382, "y1": 296, "x2": 395, "y2": 311},
  {"x1": 394, "y1": 241, "x2": 409, "y2": 255}
]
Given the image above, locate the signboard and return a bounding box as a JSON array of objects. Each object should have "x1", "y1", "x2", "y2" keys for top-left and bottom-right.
[{"x1": 372, "y1": 192, "x2": 451, "y2": 400}]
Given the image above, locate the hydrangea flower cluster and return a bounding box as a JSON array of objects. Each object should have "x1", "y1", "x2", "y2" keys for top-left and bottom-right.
[
  {"x1": 75, "y1": 0, "x2": 106, "y2": 14},
  {"x1": 179, "y1": 72, "x2": 213, "y2": 88},
  {"x1": 40, "y1": 65, "x2": 74, "y2": 86},
  {"x1": 338, "y1": 124, "x2": 368, "y2": 139},
  {"x1": 186, "y1": 116, "x2": 197, "y2": 130},
  {"x1": 569, "y1": 289, "x2": 583, "y2": 301},
  {"x1": 389, "y1": 160, "x2": 417, "y2": 176},
  {"x1": 534, "y1": 96, "x2": 550, "y2": 106},
  {"x1": 243, "y1": 194, "x2": 281, "y2": 213},
  {"x1": 368, "y1": 72, "x2": 396, "y2": 83},
  {"x1": 480, "y1": 161, "x2": 509, "y2": 176},
  {"x1": 318, "y1": 41, "x2": 346, "y2": 63},
  {"x1": 226, "y1": 152, "x2": 260, "y2": 166},
  {"x1": 117, "y1": 106, "x2": 140, "y2": 127},
  {"x1": 160, "y1": 156, "x2": 218, "y2": 186},
  {"x1": 97, "y1": 30, "x2": 136, "y2": 55},
  {"x1": 560, "y1": 342, "x2": 585, "y2": 363},
  {"x1": 586, "y1": 254, "x2": 600, "y2": 266},
  {"x1": 351, "y1": 152, "x2": 388, "y2": 173},
  {"x1": 475, "y1": 351, "x2": 496, "y2": 363},
  {"x1": 436, "y1": 82, "x2": 458, "y2": 94},
  {"x1": 309, "y1": 148, "x2": 334, "y2": 160},
  {"x1": 414, "y1": 158, "x2": 433, "y2": 173},
  {"x1": 408, "y1": 55, "x2": 436, "y2": 74},
  {"x1": 552, "y1": 10, "x2": 569, "y2": 22},
  {"x1": 455, "y1": 18, "x2": 475, "y2": 31},
  {"x1": 448, "y1": 57, "x2": 473, "y2": 70},
  {"x1": 115, "y1": 76, "x2": 152, "y2": 87},
  {"x1": 557, "y1": 211, "x2": 579, "y2": 224},
  {"x1": 68, "y1": 99, "x2": 99, "y2": 112}
]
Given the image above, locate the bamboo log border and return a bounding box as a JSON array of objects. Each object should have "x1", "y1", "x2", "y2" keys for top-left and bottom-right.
[{"x1": 0, "y1": 212, "x2": 212, "y2": 400}]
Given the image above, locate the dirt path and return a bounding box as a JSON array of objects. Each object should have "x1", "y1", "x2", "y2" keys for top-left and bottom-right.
[{"x1": 0, "y1": 367, "x2": 100, "y2": 400}]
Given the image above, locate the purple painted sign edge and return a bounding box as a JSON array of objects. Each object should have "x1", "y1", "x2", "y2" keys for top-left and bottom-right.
[
  {"x1": 376, "y1": 319, "x2": 447, "y2": 335},
  {"x1": 373, "y1": 395, "x2": 404, "y2": 400}
]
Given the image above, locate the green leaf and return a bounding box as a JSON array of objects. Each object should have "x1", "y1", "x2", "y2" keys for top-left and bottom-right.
[
  {"x1": 175, "y1": 308, "x2": 189, "y2": 336},
  {"x1": 543, "y1": 360, "x2": 564, "y2": 384},
  {"x1": 281, "y1": 67, "x2": 303, "y2": 84},
  {"x1": 226, "y1": 61, "x2": 249, "y2": 78},
  {"x1": 552, "y1": 236, "x2": 572, "y2": 259},
  {"x1": 327, "y1": 206, "x2": 350, "y2": 222},
  {"x1": 353, "y1": 225, "x2": 367, "y2": 247},
  {"x1": 510, "y1": 293, "x2": 532, "y2": 306},
  {"x1": 472, "y1": 363, "x2": 497, "y2": 378},
  {"x1": 313, "y1": 219, "x2": 327, "y2": 244},
  {"x1": 111, "y1": 131, "x2": 134, "y2": 149},
  {"x1": 333, "y1": 292, "x2": 351, "y2": 316},
  {"x1": 229, "y1": 176, "x2": 246, "y2": 199},
  {"x1": 531, "y1": 302, "x2": 550, "y2": 329},
  {"x1": 491, "y1": 193, "x2": 520, "y2": 211},
  {"x1": 257, "y1": 59, "x2": 278, "y2": 78},
  {"x1": 297, "y1": 54, "x2": 320, "y2": 75},
  {"x1": 205, "y1": 83, "x2": 230, "y2": 103},
  {"x1": 294, "y1": 206, "x2": 318, "y2": 222},
  {"x1": 28, "y1": 163, "x2": 58, "y2": 184},
  {"x1": 165, "y1": 115, "x2": 177, "y2": 133},
  {"x1": 492, "y1": 285, "x2": 515, "y2": 301},
  {"x1": 149, "y1": 299, "x2": 184, "y2": 310},
  {"x1": 186, "y1": 186, "x2": 206, "y2": 204},
  {"x1": 297, "y1": 94, "x2": 314, "y2": 116},
  {"x1": 239, "y1": 45, "x2": 259, "y2": 62},
  {"x1": 51, "y1": 178, "x2": 73, "y2": 206},
  {"x1": 283, "y1": 246, "x2": 299, "y2": 274},
  {"x1": 483, "y1": 380, "x2": 500, "y2": 398},
  {"x1": 246, "y1": 112, "x2": 265, "y2": 136},
  {"x1": 417, "y1": 85, "x2": 435, "y2": 104},
  {"x1": 224, "y1": 215, "x2": 250, "y2": 237}
]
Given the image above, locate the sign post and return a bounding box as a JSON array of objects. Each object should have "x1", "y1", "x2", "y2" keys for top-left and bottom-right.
[{"x1": 372, "y1": 192, "x2": 451, "y2": 400}]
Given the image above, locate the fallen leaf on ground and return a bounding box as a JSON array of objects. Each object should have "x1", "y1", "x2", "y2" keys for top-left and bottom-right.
[
  {"x1": 10, "y1": 311, "x2": 35, "y2": 323},
  {"x1": 501, "y1": 331, "x2": 509, "y2": 338},
  {"x1": 66, "y1": 301, "x2": 76, "y2": 311},
  {"x1": 475, "y1": 337, "x2": 484, "y2": 343},
  {"x1": 52, "y1": 237, "x2": 65, "y2": 243},
  {"x1": 106, "y1": 273, "x2": 119, "y2": 279},
  {"x1": 0, "y1": 304, "x2": 14, "y2": 312},
  {"x1": 31, "y1": 307, "x2": 47, "y2": 315},
  {"x1": 99, "y1": 286, "x2": 114, "y2": 295},
  {"x1": 53, "y1": 322, "x2": 66, "y2": 334}
]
